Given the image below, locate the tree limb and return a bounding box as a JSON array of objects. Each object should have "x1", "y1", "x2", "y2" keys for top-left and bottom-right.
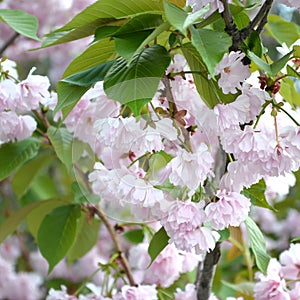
[
  {"x1": 219, "y1": 0, "x2": 240, "y2": 51},
  {"x1": 196, "y1": 146, "x2": 228, "y2": 300},
  {"x1": 0, "y1": 32, "x2": 19, "y2": 57},
  {"x1": 241, "y1": 0, "x2": 274, "y2": 39}
]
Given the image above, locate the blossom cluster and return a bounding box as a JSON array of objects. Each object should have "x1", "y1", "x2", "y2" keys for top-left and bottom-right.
[
  {"x1": 0, "y1": 0, "x2": 95, "y2": 82},
  {"x1": 254, "y1": 243, "x2": 300, "y2": 299},
  {"x1": 0, "y1": 59, "x2": 54, "y2": 144}
]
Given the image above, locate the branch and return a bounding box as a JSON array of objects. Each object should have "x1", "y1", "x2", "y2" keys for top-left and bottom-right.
[
  {"x1": 196, "y1": 242, "x2": 221, "y2": 300},
  {"x1": 241, "y1": 0, "x2": 274, "y2": 39},
  {"x1": 196, "y1": 146, "x2": 228, "y2": 300},
  {"x1": 92, "y1": 205, "x2": 136, "y2": 286},
  {"x1": 0, "y1": 32, "x2": 19, "y2": 57},
  {"x1": 219, "y1": 0, "x2": 240, "y2": 51},
  {"x1": 162, "y1": 76, "x2": 192, "y2": 151}
]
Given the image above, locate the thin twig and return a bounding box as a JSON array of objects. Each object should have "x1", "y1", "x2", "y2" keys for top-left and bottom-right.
[
  {"x1": 33, "y1": 109, "x2": 51, "y2": 129},
  {"x1": 0, "y1": 32, "x2": 19, "y2": 56},
  {"x1": 162, "y1": 76, "x2": 178, "y2": 117},
  {"x1": 93, "y1": 205, "x2": 136, "y2": 286},
  {"x1": 162, "y1": 76, "x2": 192, "y2": 151}
]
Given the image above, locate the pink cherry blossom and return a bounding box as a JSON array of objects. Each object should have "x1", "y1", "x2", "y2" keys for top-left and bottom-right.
[
  {"x1": 279, "y1": 243, "x2": 300, "y2": 280},
  {"x1": 205, "y1": 189, "x2": 251, "y2": 230},
  {"x1": 215, "y1": 51, "x2": 250, "y2": 94},
  {"x1": 160, "y1": 200, "x2": 219, "y2": 253},
  {"x1": 289, "y1": 282, "x2": 300, "y2": 300},
  {"x1": 18, "y1": 67, "x2": 51, "y2": 112},
  {"x1": 254, "y1": 259, "x2": 290, "y2": 300},
  {"x1": 143, "y1": 244, "x2": 183, "y2": 288},
  {"x1": 0, "y1": 111, "x2": 37, "y2": 144},
  {"x1": 112, "y1": 285, "x2": 158, "y2": 300},
  {"x1": 0, "y1": 79, "x2": 20, "y2": 112},
  {"x1": 186, "y1": 0, "x2": 224, "y2": 17},
  {"x1": 174, "y1": 283, "x2": 197, "y2": 300},
  {"x1": 46, "y1": 286, "x2": 77, "y2": 300},
  {"x1": 3, "y1": 272, "x2": 44, "y2": 300},
  {"x1": 213, "y1": 96, "x2": 250, "y2": 130},
  {"x1": 166, "y1": 144, "x2": 214, "y2": 192}
]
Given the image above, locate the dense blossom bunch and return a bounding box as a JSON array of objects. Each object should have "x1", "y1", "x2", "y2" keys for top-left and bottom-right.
[
  {"x1": 0, "y1": 0, "x2": 95, "y2": 81},
  {"x1": 254, "y1": 244, "x2": 300, "y2": 299},
  {"x1": 0, "y1": 59, "x2": 53, "y2": 144}
]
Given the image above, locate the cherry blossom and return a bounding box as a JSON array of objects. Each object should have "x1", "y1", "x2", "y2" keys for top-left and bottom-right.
[
  {"x1": 160, "y1": 200, "x2": 219, "y2": 253},
  {"x1": 166, "y1": 144, "x2": 214, "y2": 192},
  {"x1": 0, "y1": 111, "x2": 37, "y2": 144},
  {"x1": 279, "y1": 243, "x2": 300, "y2": 280},
  {"x1": 174, "y1": 283, "x2": 197, "y2": 300},
  {"x1": 112, "y1": 285, "x2": 158, "y2": 300},
  {"x1": 254, "y1": 259, "x2": 290, "y2": 300},
  {"x1": 186, "y1": 0, "x2": 224, "y2": 17},
  {"x1": 205, "y1": 189, "x2": 251, "y2": 230},
  {"x1": 215, "y1": 51, "x2": 250, "y2": 94}
]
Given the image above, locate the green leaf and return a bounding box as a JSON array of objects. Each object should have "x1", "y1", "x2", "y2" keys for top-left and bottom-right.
[
  {"x1": 43, "y1": 0, "x2": 164, "y2": 46},
  {"x1": 155, "y1": 179, "x2": 184, "y2": 199},
  {"x1": 271, "y1": 50, "x2": 294, "y2": 75},
  {"x1": 47, "y1": 126, "x2": 73, "y2": 170},
  {"x1": 123, "y1": 229, "x2": 145, "y2": 244},
  {"x1": 11, "y1": 154, "x2": 54, "y2": 198},
  {"x1": 287, "y1": 65, "x2": 300, "y2": 79},
  {"x1": 247, "y1": 51, "x2": 271, "y2": 74},
  {"x1": 190, "y1": 26, "x2": 231, "y2": 78},
  {"x1": 243, "y1": 31, "x2": 263, "y2": 58},
  {"x1": 291, "y1": 237, "x2": 300, "y2": 243},
  {"x1": 71, "y1": 182, "x2": 100, "y2": 204},
  {"x1": 280, "y1": 77, "x2": 300, "y2": 107},
  {"x1": 182, "y1": 43, "x2": 236, "y2": 108},
  {"x1": 247, "y1": 50, "x2": 293, "y2": 76},
  {"x1": 222, "y1": 281, "x2": 255, "y2": 296},
  {"x1": 164, "y1": 1, "x2": 209, "y2": 35},
  {"x1": 94, "y1": 26, "x2": 120, "y2": 42},
  {"x1": 133, "y1": 21, "x2": 171, "y2": 58},
  {"x1": 37, "y1": 204, "x2": 81, "y2": 273},
  {"x1": 233, "y1": 11, "x2": 250, "y2": 30},
  {"x1": 104, "y1": 44, "x2": 171, "y2": 115},
  {"x1": 63, "y1": 39, "x2": 115, "y2": 78},
  {"x1": 26, "y1": 199, "x2": 70, "y2": 239},
  {"x1": 114, "y1": 13, "x2": 163, "y2": 36},
  {"x1": 55, "y1": 82, "x2": 89, "y2": 117},
  {"x1": 245, "y1": 216, "x2": 270, "y2": 274},
  {"x1": 113, "y1": 13, "x2": 163, "y2": 60},
  {"x1": 42, "y1": 19, "x2": 117, "y2": 47},
  {"x1": 0, "y1": 201, "x2": 42, "y2": 243},
  {"x1": 57, "y1": 0, "x2": 163, "y2": 31},
  {"x1": 294, "y1": 45, "x2": 300, "y2": 58},
  {"x1": 115, "y1": 30, "x2": 153, "y2": 60},
  {"x1": 0, "y1": 9, "x2": 40, "y2": 41},
  {"x1": 218, "y1": 228, "x2": 230, "y2": 242},
  {"x1": 241, "y1": 179, "x2": 277, "y2": 212},
  {"x1": 62, "y1": 61, "x2": 114, "y2": 87},
  {"x1": 164, "y1": 2, "x2": 187, "y2": 34},
  {"x1": 67, "y1": 213, "x2": 100, "y2": 265},
  {"x1": 265, "y1": 14, "x2": 300, "y2": 48},
  {"x1": 148, "y1": 226, "x2": 169, "y2": 264},
  {"x1": 148, "y1": 151, "x2": 173, "y2": 177},
  {"x1": 0, "y1": 138, "x2": 40, "y2": 181}
]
